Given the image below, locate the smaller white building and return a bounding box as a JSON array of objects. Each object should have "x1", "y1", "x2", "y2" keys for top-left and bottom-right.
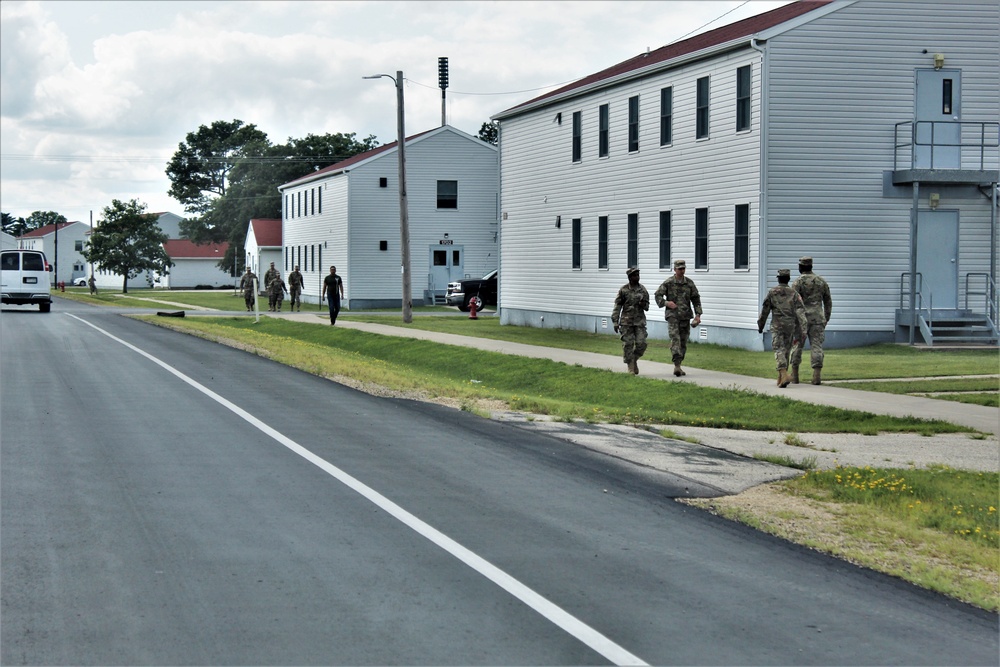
[
  {"x1": 1, "y1": 231, "x2": 18, "y2": 250},
  {"x1": 161, "y1": 240, "x2": 232, "y2": 289},
  {"x1": 277, "y1": 125, "x2": 499, "y2": 309},
  {"x1": 244, "y1": 218, "x2": 282, "y2": 288},
  {"x1": 18, "y1": 221, "x2": 91, "y2": 286}
]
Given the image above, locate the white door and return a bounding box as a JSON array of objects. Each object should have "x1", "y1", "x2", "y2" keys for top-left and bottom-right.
[
  {"x1": 428, "y1": 245, "x2": 463, "y2": 297},
  {"x1": 916, "y1": 209, "x2": 959, "y2": 310}
]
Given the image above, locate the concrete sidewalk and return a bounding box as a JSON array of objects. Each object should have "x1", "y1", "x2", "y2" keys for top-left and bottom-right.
[{"x1": 250, "y1": 311, "x2": 998, "y2": 492}]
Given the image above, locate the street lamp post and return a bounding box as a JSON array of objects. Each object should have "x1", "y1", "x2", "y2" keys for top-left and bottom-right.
[{"x1": 363, "y1": 70, "x2": 412, "y2": 323}]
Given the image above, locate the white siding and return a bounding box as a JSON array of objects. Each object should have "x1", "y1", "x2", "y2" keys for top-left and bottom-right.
[
  {"x1": 763, "y1": 0, "x2": 999, "y2": 333},
  {"x1": 500, "y1": 49, "x2": 764, "y2": 331}
]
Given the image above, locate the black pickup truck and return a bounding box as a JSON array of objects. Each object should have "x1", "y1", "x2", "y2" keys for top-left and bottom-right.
[{"x1": 445, "y1": 270, "x2": 497, "y2": 312}]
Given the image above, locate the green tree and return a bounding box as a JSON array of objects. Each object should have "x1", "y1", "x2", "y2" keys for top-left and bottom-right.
[
  {"x1": 1, "y1": 212, "x2": 27, "y2": 236},
  {"x1": 83, "y1": 199, "x2": 172, "y2": 294},
  {"x1": 165, "y1": 119, "x2": 270, "y2": 216},
  {"x1": 477, "y1": 122, "x2": 498, "y2": 145},
  {"x1": 177, "y1": 129, "x2": 379, "y2": 274}
]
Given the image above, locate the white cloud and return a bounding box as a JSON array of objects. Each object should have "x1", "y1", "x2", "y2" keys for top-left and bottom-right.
[{"x1": 1, "y1": 0, "x2": 792, "y2": 224}]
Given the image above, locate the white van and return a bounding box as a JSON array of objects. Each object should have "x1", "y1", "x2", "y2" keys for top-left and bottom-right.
[{"x1": 1, "y1": 249, "x2": 53, "y2": 312}]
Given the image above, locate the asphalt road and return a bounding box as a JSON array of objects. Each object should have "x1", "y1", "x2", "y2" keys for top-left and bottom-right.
[{"x1": 2, "y1": 302, "x2": 997, "y2": 666}]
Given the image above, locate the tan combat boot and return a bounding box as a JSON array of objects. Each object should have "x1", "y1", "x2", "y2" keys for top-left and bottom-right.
[
  {"x1": 626, "y1": 360, "x2": 635, "y2": 374},
  {"x1": 812, "y1": 368, "x2": 822, "y2": 385},
  {"x1": 673, "y1": 363, "x2": 685, "y2": 377},
  {"x1": 778, "y1": 369, "x2": 790, "y2": 388},
  {"x1": 790, "y1": 365, "x2": 800, "y2": 384},
  {"x1": 632, "y1": 360, "x2": 639, "y2": 375}
]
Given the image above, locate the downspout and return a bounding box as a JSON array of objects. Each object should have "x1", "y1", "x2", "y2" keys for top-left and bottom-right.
[
  {"x1": 496, "y1": 120, "x2": 503, "y2": 322},
  {"x1": 751, "y1": 37, "x2": 768, "y2": 348}
]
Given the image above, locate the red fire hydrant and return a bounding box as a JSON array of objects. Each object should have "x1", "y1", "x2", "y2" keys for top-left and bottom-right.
[
  {"x1": 59, "y1": 281, "x2": 65, "y2": 292},
  {"x1": 468, "y1": 298, "x2": 478, "y2": 320}
]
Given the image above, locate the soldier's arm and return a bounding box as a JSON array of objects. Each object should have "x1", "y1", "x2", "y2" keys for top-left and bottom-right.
[
  {"x1": 654, "y1": 282, "x2": 667, "y2": 308},
  {"x1": 823, "y1": 283, "x2": 832, "y2": 323},
  {"x1": 757, "y1": 300, "x2": 770, "y2": 333},
  {"x1": 690, "y1": 284, "x2": 703, "y2": 315}
]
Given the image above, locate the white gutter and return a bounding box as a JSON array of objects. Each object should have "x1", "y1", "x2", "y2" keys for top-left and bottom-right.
[{"x1": 751, "y1": 36, "x2": 769, "y2": 315}]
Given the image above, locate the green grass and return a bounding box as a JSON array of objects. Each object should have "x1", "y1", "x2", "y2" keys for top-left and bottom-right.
[{"x1": 136, "y1": 315, "x2": 970, "y2": 435}]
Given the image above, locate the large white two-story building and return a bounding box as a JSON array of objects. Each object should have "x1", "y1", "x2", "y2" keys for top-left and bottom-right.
[{"x1": 493, "y1": 0, "x2": 998, "y2": 348}]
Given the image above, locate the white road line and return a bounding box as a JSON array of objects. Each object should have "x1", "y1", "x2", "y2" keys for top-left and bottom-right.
[{"x1": 69, "y1": 314, "x2": 648, "y2": 666}]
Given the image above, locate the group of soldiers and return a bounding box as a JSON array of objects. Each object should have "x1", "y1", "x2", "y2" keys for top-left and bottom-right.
[
  {"x1": 239, "y1": 262, "x2": 305, "y2": 312},
  {"x1": 612, "y1": 257, "x2": 831, "y2": 387}
]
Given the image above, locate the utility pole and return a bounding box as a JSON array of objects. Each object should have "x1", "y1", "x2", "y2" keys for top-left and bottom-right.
[{"x1": 363, "y1": 70, "x2": 412, "y2": 323}]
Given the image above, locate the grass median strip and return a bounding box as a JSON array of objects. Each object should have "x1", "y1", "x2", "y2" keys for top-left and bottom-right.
[{"x1": 137, "y1": 315, "x2": 967, "y2": 434}]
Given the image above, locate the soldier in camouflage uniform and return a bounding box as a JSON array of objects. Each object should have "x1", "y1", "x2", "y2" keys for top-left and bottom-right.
[
  {"x1": 758, "y1": 268, "x2": 809, "y2": 388},
  {"x1": 611, "y1": 267, "x2": 650, "y2": 375},
  {"x1": 263, "y1": 262, "x2": 278, "y2": 294},
  {"x1": 239, "y1": 267, "x2": 257, "y2": 311},
  {"x1": 287, "y1": 265, "x2": 304, "y2": 312},
  {"x1": 791, "y1": 256, "x2": 832, "y2": 385},
  {"x1": 654, "y1": 259, "x2": 703, "y2": 377},
  {"x1": 267, "y1": 271, "x2": 288, "y2": 312}
]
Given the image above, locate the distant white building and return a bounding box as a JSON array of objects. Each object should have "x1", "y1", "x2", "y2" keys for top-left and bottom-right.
[
  {"x1": 2, "y1": 231, "x2": 18, "y2": 250},
  {"x1": 244, "y1": 218, "x2": 282, "y2": 291},
  {"x1": 18, "y1": 221, "x2": 91, "y2": 286},
  {"x1": 277, "y1": 125, "x2": 499, "y2": 309},
  {"x1": 493, "y1": 0, "x2": 998, "y2": 348},
  {"x1": 91, "y1": 212, "x2": 187, "y2": 290},
  {"x1": 161, "y1": 239, "x2": 232, "y2": 289}
]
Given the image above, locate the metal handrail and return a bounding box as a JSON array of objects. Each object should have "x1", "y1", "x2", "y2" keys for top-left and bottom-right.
[
  {"x1": 893, "y1": 120, "x2": 1000, "y2": 171},
  {"x1": 899, "y1": 272, "x2": 924, "y2": 311},
  {"x1": 965, "y1": 272, "x2": 999, "y2": 332}
]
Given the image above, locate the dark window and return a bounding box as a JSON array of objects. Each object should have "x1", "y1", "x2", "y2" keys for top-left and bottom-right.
[
  {"x1": 318, "y1": 188, "x2": 322, "y2": 214},
  {"x1": 297, "y1": 191, "x2": 302, "y2": 217},
  {"x1": 433, "y1": 250, "x2": 447, "y2": 266},
  {"x1": 598, "y1": 104, "x2": 609, "y2": 157},
  {"x1": 572, "y1": 111, "x2": 582, "y2": 162},
  {"x1": 942, "y1": 79, "x2": 953, "y2": 115},
  {"x1": 658, "y1": 211, "x2": 671, "y2": 269},
  {"x1": 284, "y1": 247, "x2": 288, "y2": 271},
  {"x1": 627, "y1": 213, "x2": 638, "y2": 267},
  {"x1": 735, "y1": 204, "x2": 750, "y2": 269},
  {"x1": 696, "y1": 76, "x2": 710, "y2": 139},
  {"x1": 1, "y1": 252, "x2": 19, "y2": 270},
  {"x1": 598, "y1": 216, "x2": 608, "y2": 269},
  {"x1": 284, "y1": 194, "x2": 288, "y2": 219},
  {"x1": 571, "y1": 218, "x2": 582, "y2": 269},
  {"x1": 311, "y1": 188, "x2": 316, "y2": 215},
  {"x1": 660, "y1": 87, "x2": 673, "y2": 145},
  {"x1": 695, "y1": 208, "x2": 709, "y2": 269},
  {"x1": 736, "y1": 65, "x2": 751, "y2": 131},
  {"x1": 437, "y1": 180, "x2": 458, "y2": 209},
  {"x1": 452, "y1": 250, "x2": 460, "y2": 265},
  {"x1": 75, "y1": 240, "x2": 83, "y2": 251},
  {"x1": 628, "y1": 96, "x2": 639, "y2": 152},
  {"x1": 311, "y1": 245, "x2": 316, "y2": 272}
]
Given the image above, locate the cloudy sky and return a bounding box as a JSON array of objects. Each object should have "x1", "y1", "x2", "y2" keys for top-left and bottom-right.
[{"x1": 1, "y1": 0, "x2": 792, "y2": 226}]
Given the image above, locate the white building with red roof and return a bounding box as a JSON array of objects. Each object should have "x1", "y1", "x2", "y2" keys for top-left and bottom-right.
[
  {"x1": 493, "y1": 0, "x2": 998, "y2": 348},
  {"x1": 244, "y1": 218, "x2": 282, "y2": 289},
  {"x1": 160, "y1": 239, "x2": 232, "y2": 289},
  {"x1": 18, "y1": 221, "x2": 90, "y2": 286}
]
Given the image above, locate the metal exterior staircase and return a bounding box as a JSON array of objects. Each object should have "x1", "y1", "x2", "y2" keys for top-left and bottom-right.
[{"x1": 897, "y1": 273, "x2": 999, "y2": 346}]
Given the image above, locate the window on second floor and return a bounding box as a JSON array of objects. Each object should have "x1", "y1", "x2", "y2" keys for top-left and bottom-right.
[
  {"x1": 598, "y1": 215, "x2": 608, "y2": 269},
  {"x1": 75, "y1": 240, "x2": 83, "y2": 252},
  {"x1": 660, "y1": 87, "x2": 673, "y2": 146},
  {"x1": 695, "y1": 207, "x2": 709, "y2": 268},
  {"x1": 437, "y1": 180, "x2": 458, "y2": 209},
  {"x1": 627, "y1": 213, "x2": 638, "y2": 267},
  {"x1": 736, "y1": 65, "x2": 751, "y2": 132},
  {"x1": 696, "y1": 76, "x2": 710, "y2": 139},
  {"x1": 735, "y1": 204, "x2": 750, "y2": 269},
  {"x1": 658, "y1": 211, "x2": 671, "y2": 269},
  {"x1": 628, "y1": 96, "x2": 639, "y2": 152},
  {"x1": 572, "y1": 218, "x2": 582, "y2": 269},
  {"x1": 572, "y1": 111, "x2": 582, "y2": 162},
  {"x1": 598, "y1": 104, "x2": 609, "y2": 158}
]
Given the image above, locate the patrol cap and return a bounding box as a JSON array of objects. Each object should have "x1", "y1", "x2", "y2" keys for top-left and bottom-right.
[
  {"x1": 777, "y1": 268, "x2": 791, "y2": 278},
  {"x1": 799, "y1": 256, "x2": 813, "y2": 267},
  {"x1": 673, "y1": 259, "x2": 686, "y2": 269},
  {"x1": 626, "y1": 267, "x2": 640, "y2": 277}
]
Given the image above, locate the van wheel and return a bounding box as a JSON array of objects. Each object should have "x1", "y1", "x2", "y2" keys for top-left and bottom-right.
[{"x1": 39, "y1": 302, "x2": 51, "y2": 313}]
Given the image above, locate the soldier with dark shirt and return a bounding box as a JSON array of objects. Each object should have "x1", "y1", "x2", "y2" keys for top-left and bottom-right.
[
  {"x1": 758, "y1": 268, "x2": 809, "y2": 388},
  {"x1": 611, "y1": 267, "x2": 650, "y2": 375}
]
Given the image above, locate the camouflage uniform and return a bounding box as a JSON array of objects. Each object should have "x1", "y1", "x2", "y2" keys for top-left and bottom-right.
[
  {"x1": 758, "y1": 269, "x2": 809, "y2": 386},
  {"x1": 263, "y1": 265, "x2": 278, "y2": 293},
  {"x1": 654, "y1": 262, "x2": 702, "y2": 367},
  {"x1": 288, "y1": 269, "x2": 304, "y2": 312},
  {"x1": 267, "y1": 274, "x2": 287, "y2": 312},
  {"x1": 611, "y1": 268, "x2": 650, "y2": 374},
  {"x1": 791, "y1": 257, "x2": 832, "y2": 374},
  {"x1": 240, "y1": 270, "x2": 257, "y2": 311}
]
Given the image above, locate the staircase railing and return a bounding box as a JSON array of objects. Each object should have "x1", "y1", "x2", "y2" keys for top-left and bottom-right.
[
  {"x1": 965, "y1": 272, "x2": 999, "y2": 338},
  {"x1": 900, "y1": 272, "x2": 934, "y2": 345}
]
